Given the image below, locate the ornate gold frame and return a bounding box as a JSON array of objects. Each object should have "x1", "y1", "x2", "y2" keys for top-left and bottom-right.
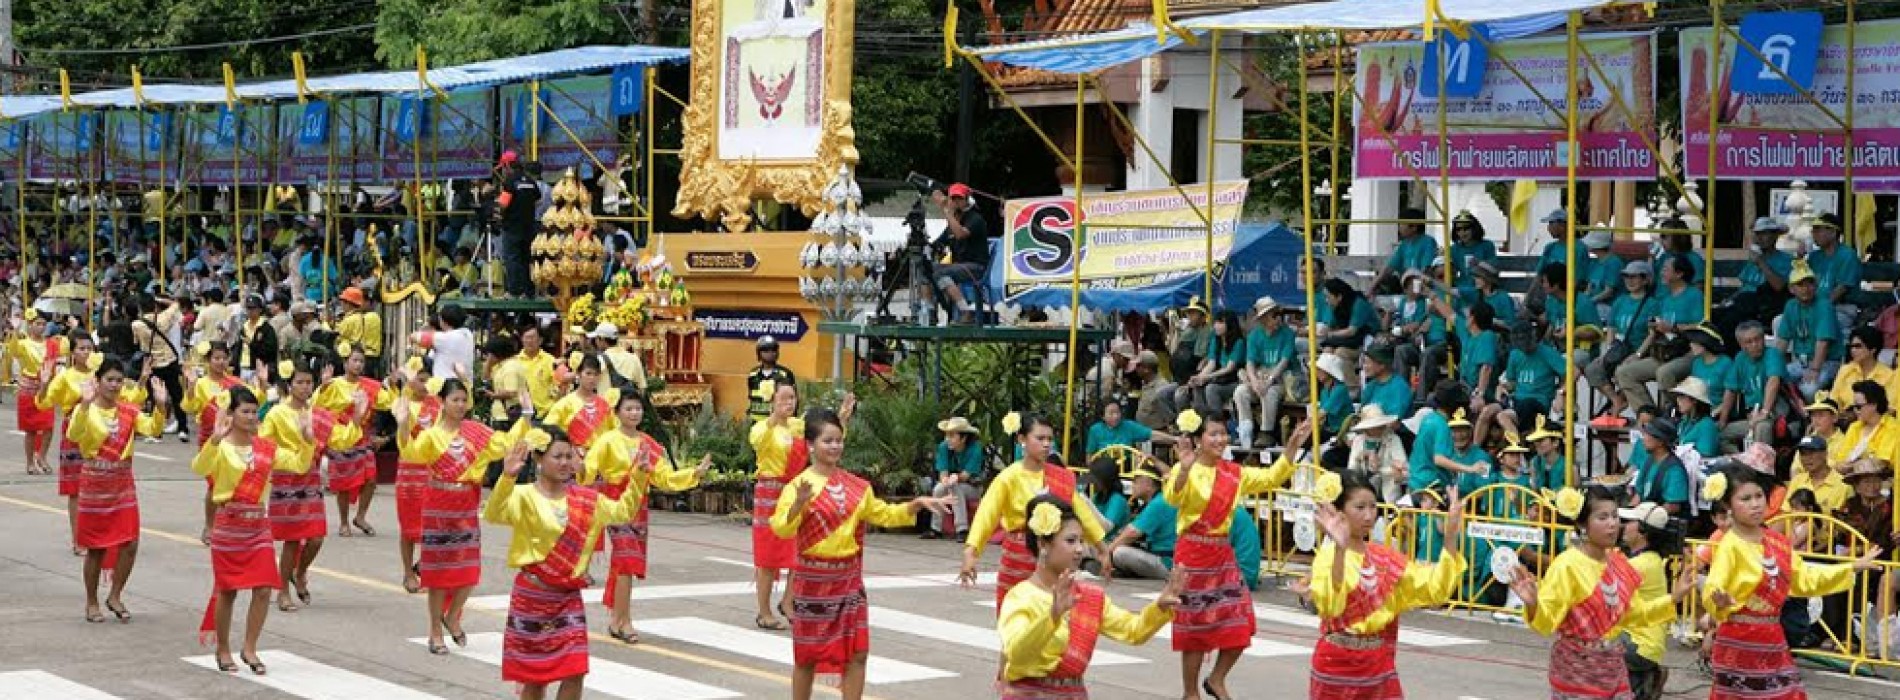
[{"x1": 673, "y1": 0, "x2": 860, "y2": 232}]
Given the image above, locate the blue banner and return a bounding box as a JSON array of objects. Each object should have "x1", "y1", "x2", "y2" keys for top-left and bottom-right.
[
  {"x1": 611, "y1": 66, "x2": 645, "y2": 117},
  {"x1": 297, "y1": 101, "x2": 330, "y2": 147},
  {"x1": 1421, "y1": 24, "x2": 1491, "y2": 99},
  {"x1": 988, "y1": 221, "x2": 1299, "y2": 313},
  {"x1": 1731, "y1": 11, "x2": 1825, "y2": 95}
]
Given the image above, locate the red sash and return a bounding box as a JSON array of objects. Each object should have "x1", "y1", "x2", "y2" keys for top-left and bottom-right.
[
  {"x1": 350, "y1": 378, "x2": 383, "y2": 424},
  {"x1": 432, "y1": 421, "x2": 495, "y2": 482},
  {"x1": 1188, "y1": 461, "x2": 1241, "y2": 537},
  {"x1": 1042, "y1": 463, "x2": 1077, "y2": 502},
  {"x1": 797, "y1": 472, "x2": 869, "y2": 553},
  {"x1": 44, "y1": 336, "x2": 61, "y2": 368},
  {"x1": 232, "y1": 440, "x2": 277, "y2": 505},
  {"x1": 568, "y1": 395, "x2": 611, "y2": 448},
  {"x1": 1050, "y1": 582, "x2": 1105, "y2": 680},
  {"x1": 198, "y1": 375, "x2": 243, "y2": 426},
  {"x1": 785, "y1": 438, "x2": 810, "y2": 481},
  {"x1": 1558, "y1": 550, "x2": 1641, "y2": 641},
  {"x1": 1752, "y1": 530, "x2": 1794, "y2": 610},
  {"x1": 96, "y1": 403, "x2": 143, "y2": 462},
  {"x1": 410, "y1": 397, "x2": 442, "y2": 437},
  {"x1": 309, "y1": 407, "x2": 339, "y2": 453},
  {"x1": 523, "y1": 487, "x2": 600, "y2": 591},
  {"x1": 1324, "y1": 543, "x2": 1406, "y2": 634}
]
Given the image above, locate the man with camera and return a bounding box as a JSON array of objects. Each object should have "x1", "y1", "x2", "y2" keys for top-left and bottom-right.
[
  {"x1": 494, "y1": 151, "x2": 541, "y2": 298},
  {"x1": 930, "y1": 183, "x2": 990, "y2": 325}
]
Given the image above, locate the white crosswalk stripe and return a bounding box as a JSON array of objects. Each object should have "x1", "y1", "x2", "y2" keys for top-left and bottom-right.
[
  {"x1": 408, "y1": 633, "x2": 740, "y2": 700},
  {"x1": 868, "y1": 606, "x2": 1148, "y2": 665},
  {"x1": 468, "y1": 573, "x2": 997, "y2": 612},
  {"x1": 183, "y1": 651, "x2": 449, "y2": 700},
  {"x1": 1132, "y1": 594, "x2": 1485, "y2": 648},
  {"x1": 0, "y1": 670, "x2": 122, "y2": 699},
  {"x1": 640, "y1": 616, "x2": 957, "y2": 685}
]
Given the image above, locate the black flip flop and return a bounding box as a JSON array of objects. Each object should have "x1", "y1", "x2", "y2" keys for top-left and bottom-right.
[
  {"x1": 105, "y1": 601, "x2": 131, "y2": 623},
  {"x1": 241, "y1": 653, "x2": 266, "y2": 676}
]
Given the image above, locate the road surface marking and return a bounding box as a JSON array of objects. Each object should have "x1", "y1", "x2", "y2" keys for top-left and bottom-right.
[
  {"x1": 867, "y1": 606, "x2": 1145, "y2": 665},
  {"x1": 469, "y1": 573, "x2": 998, "y2": 612},
  {"x1": 0, "y1": 670, "x2": 122, "y2": 699},
  {"x1": 1151, "y1": 626, "x2": 1311, "y2": 658},
  {"x1": 183, "y1": 650, "x2": 448, "y2": 700},
  {"x1": 409, "y1": 633, "x2": 740, "y2": 700},
  {"x1": 702, "y1": 555, "x2": 756, "y2": 569},
  {"x1": 641, "y1": 616, "x2": 956, "y2": 685}
]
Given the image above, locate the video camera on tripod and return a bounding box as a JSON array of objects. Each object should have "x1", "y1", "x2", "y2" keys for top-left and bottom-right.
[{"x1": 870, "y1": 173, "x2": 955, "y2": 323}]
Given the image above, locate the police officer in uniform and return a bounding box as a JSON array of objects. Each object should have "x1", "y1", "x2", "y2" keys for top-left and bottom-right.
[{"x1": 745, "y1": 336, "x2": 797, "y2": 424}]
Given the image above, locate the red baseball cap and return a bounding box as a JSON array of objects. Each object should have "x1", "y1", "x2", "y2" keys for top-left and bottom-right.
[{"x1": 947, "y1": 183, "x2": 971, "y2": 198}]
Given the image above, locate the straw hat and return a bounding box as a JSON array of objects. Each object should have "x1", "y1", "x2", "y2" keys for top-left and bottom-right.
[
  {"x1": 1805, "y1": 396, "x2": 1839, "y2": 414},
  {"x1": 936, "y1": 417, "x2": 980, "y2": 435},
  {"x1": 1252, "y1": 296, "x2": 1281, "y2": 318},
  {"x1": 1317, "y1": 354, "x2": 1348, "y2": 383},
  {"x1": 1842, "y1": 458, "x2": 1894, "y2": 481},
  {"x1": 1670, "y1": 377, "x2": 1713, "y2": 406},
  {"x1": 1351, "y1": 404, "x2": 1398, "y2": 432}
]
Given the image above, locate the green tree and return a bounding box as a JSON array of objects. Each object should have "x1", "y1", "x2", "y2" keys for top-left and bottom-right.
[
  {"x1": 373, "y1": 0, "x2": 625, "y2": 68},
  {"x1": 15, "y1": 0, "x2": 377, "y2": 84}
]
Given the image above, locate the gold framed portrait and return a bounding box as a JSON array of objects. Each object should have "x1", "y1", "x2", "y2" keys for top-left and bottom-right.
[{"x1": 673, "y1": 0, "x2": 859, "y2": 232}]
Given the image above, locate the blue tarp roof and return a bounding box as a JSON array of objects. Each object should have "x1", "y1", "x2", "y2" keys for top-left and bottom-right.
[
  {"x1": 2, "y1": 44, "x2": 690, "y2": 118},
  {"x1": 970, "y1": 0, "x2": 1613, "y2": 74}
]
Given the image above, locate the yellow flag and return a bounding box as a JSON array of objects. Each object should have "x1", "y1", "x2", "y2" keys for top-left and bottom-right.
[
  {"x1": 942, "y1": 3, "x2": 959, "y2": 69},
  {"x1": 1854, "y1": 192, "x2": 1876, "y2": 254},
  {"x1": 292, "y1": 52, "x2": 311, "y2": 104},
  {"x1": 58, "y1": 69, "x2": 72, "y2": 110},
  {"x1": 131, "y1": 67, "x2": 146, "y2": 105},
  {"x1": 1509, "y1": 180, "x2": 1538, "y2": 234},
  {"x1": 222, "y1": 63, "x2": 238, "y2": 108}
]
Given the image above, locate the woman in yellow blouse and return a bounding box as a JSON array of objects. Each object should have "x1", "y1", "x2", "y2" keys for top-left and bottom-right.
[
  {"x1": 1616, "y1": 502, "x2": 1681, "y2": 700},
  {"x1": 193, "y1": 387, "x2": 293, "y2": 676},
  {"x1": 749, "y1": 381, "x2": 804, "y2": 629},
  {"x1": 314, "y1": 344, "x2": 394, "y2": 537},
  {"x1": 399, "y1": 378, "x2": 528, "y2": 655},
  {"x1": 66, "y1": 358, "x2": 168, "y2": 624},
  {"x1": 584, "y1": 390, "x2": 710, "y2": 643},
  {"x1": 37, "y1": 331, "x2": 107, "y2": 556},
  {"x1": 390, "y1": 362, "x2": 445, "y2": 593},
  {"x1": 960, "y1": 413, "x2": 1105, "y2": 609},
  {"x1": 182, "y1": 342, "x2": 257, "y2": 544},
  {"x1": 11, "y1": 308, "x2": 68, "y2": 475},
  {"x1": 484, "y1": 424, "x2": 648, "y2": 700},
  {"x1": 260, "y1": 360, "x2": 362, "y2": 613},
  {"x1": 770, "y1": 408, "x2": 950, "y2": 700},
  {"x1": 1308, "y1": 471, "x2": 1465, "y2": 699},
  {"x1": 1839, "y1": 381, "x2": 1900, "y2": 466},
  {"x1": 1162, "y1": 409, "x2": 1295, "y2": 700},
  {"x1": 1505, "y1": 485, "x2": 1696, "y2": 699},
  {"x1": 541, "y1": 354, "x2": 618, "y2": 452},
  {"x1": 1700, "y1": 466, "x2": 1883, "y2": 700},
  {"x1": 999, "y1": 495, "x2": 1179, "y2": 698}
]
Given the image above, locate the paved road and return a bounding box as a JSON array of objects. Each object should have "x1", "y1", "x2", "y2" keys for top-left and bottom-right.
[{"x1": 1, "y1": 418, "x2": 1895, "y2": 699}]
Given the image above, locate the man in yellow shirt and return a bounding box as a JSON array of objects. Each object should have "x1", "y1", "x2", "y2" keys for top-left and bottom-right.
[
  {"x1": 336, "y1": 286, "x2": 384, "y2": 376},
  {"x1": 1787, "y1": 435, "x2": 1851, "y2": 514},
  {"x1": 1831, "y1": 327, "x2": 1900, "y2": 410}
]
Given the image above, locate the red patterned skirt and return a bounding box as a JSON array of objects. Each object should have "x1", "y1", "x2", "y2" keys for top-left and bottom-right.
[
  {"x1": 395, "y1": 460, "x2": 429, "y2": 540},
  {"x1": 56, "y1": 437, "x2": 82, "y2": 497},
  {"x1": 1002, "y1": 676, "x2": 1088, "y2": 699},
  {"x1": 419, "y1": 480, "x2": 483, "y2": 590},
  {"x1": 1171, "y1": 533, "x2": 1255, "y2": 652},
  {"x1": 752, "y1": 477, "x2": 796, "y2": 569},
  {"x1": 600, "y1": 481, "x2": 651, "y2": 579},
  {"x1": 325, "y1": 443, "x2": 375, "y2": 495},
  {"x1": 199, "y1": 502, "x2": 284, "y2": 641},
  {"x1": 269, "y1": 471, "x2": 328, "y2": 541},
  {"x1": 76, "y1": 459, "x2": 138, "y2": 550},
  {"x1": 996, "y1": 529, "x2": 1036, "y2": 610},
  {"x1": 1549, "y1": 634, "x2": 1634, "y2": 700},
  {"x1": 791, "y1": 552, "x2": 869, "y2": 678},
  {"x1": 16, "y1": 385, "x2": 53, "y2": 431},
  {"x1": 502, "y1": 572, "x2": 591, "y2": 684},
  {"x1": 1710, "y1": 614, "x2": 1806, "y2": 700},
  {"x1": 1310, "y1": 628, "x2": 1402, "y2": 699}
]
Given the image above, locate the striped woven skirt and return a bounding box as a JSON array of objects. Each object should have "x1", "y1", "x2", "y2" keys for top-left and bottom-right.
[
  {"x1": 16, "y1": 384, "x2": 52, "y2": 431},
  {"x1": 751, "y1": 477, "x2": 796, "y2": 569},
  {"x1": 56, "y1": 437, "x2": 82, "y2": 497},
  {"x1": 1309, "y1": 628, "x2": 1402, "y2": 700},
  {"x1": 791, "y1": 553, "x2": 869, "y2": 678},
  {"x1": 502, "y1": 572, "x2": 590, "y2": 684},
  {"x1": 600, "y1": 481, "x2": 651, "y2": 579},
  {"x1": 325, "y1": 444, "x2": 375, "y2": 495},
  {"x1": 200, "y1": 502, "x2": 284, "y2": 640},
  {"x1": 269, "y1": 471, "x2": 328, "y2": 541},
  {"x1": 1171, "y1": 533, "x2": 1255, "y2": 652},
  {"x1": 419, "y1": 480, "x2": 483, "y2": 590},
  {"x1": 996, "y1": 529, "x2": 1037, "y2": 610},
  {"x1": 394, "y1": 460, "x2": 429, "y2": 540},
  {"x1": 1002, "y1": 676, "x2": 1088, "y2": 699},
  {"x1": 1549, "y1": 634, "x2": 1634, "y2": 700},
  {"x1": 75, "y1": 459, "x2": 138, "y2": 550},
  {"x1": 1709, "y1": 616, "x2": 1806, "y2": 700}
]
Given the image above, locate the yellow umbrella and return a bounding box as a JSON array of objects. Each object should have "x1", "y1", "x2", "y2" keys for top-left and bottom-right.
[{"x1": 41, "y1": 283, "x2": 90, "y2": 299}]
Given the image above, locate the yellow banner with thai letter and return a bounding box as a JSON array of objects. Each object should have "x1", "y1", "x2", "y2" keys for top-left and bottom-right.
[{"x1": 1000, "y1": 181, "x2": 1248, "y2": 300}]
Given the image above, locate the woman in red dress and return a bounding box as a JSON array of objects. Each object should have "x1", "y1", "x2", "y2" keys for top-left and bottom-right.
[
  {"x1": 39, "y1": 331, "x2": 106, "y2": 556},
  {"x1": 315, "y1": 344, "x2": 391, "y2": 537},
  {"x1": 193, "y1": 387, "x2": 287, "y2": 676},
  {"x1": 583, "y1": 389, "x2": 711, "y2": 642},
  {"x1": 181, "y1": 342, "x2": 252, "y2": 544},
  {"x1": 749, "y1": 382, "x2": 804, "y2": 629},
  {"x1": 65, "y1": 358, "x2": 169, "y2": 623},
  {"x1": 399, "y1": 378, "x2": 527, "y2": 654},
  {"x1": 390, "y1": 361, "x2": 443, "y2": 594},
  {"x1": 12, "y1": 309, "x2": 66, "y2": 475},
  {"x1": 260, "y1": 360, "x2": 359, "y2": 612}
]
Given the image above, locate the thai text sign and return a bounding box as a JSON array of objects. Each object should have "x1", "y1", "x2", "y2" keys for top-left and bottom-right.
[
  {"x1": 1000, "y1": 181, "x2": 1247, "y2": 298},
  {"x1": 1353, "y1": 32, "x2": 1658, "y2": 180},
  {"x1": 1466, "y1": 522, "x2": 1548, "y2": 546},
  {"x1": 1682, "y1": 19, "x2": 1900, "y2": 191}
]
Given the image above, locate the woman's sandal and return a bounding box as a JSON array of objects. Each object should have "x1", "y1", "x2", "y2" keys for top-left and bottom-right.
[
  {"x1": 84, "y1": 608, "x2": 105, "y2": 623},
  {"x1": 277, "y1": 596, "x2": 299, "y2": 613},
  {"x1": 428, "y1": 640, "x2": 450, "y2": 656},
  {"x1": 440, "y1": 614, "x2": 467, "y2": 647},
  {"x1": 105, "y1": 600, "x2": 131, "y2": 623},
  {"x1": 354, "y1": 519, "x2": 376, "y2": 537},
  {"x1": 754, "y1": 615, "x2": 786, "y2": 630},
  {"x1": 295, "y1": 574, "x2": 312, "y2": 606},
  {"x1": 216, "y1": 657, "x2": 238, "y2": 673},
  {"x1": 241, "y1": 653, "x2": 266, "y2": 676},
  {"x1": 608, "y1": 625, "x2": 639, "y2": 644}
]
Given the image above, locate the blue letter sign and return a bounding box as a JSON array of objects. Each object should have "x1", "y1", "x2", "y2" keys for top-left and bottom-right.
[
  {"x1": 1731, "y1": 11, "x2": 1824, "y2": 95},
  {"x1": 1420, "y1": 24, "x2": 1490, "y2": 99},
  {"x1": 298, "y1": 101, "x2": 330, "y2": 147},
  {"x1": 611, "y1": 67, "x2": 645, "y2": 117}
]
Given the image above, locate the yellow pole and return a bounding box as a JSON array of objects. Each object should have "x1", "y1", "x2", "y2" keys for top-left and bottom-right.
[
  {"x1": 14, "y1": 123, "x2": 25, "y2": 315},
  {"x1": 326, "y1": 98, "x2": 338, "y2": 306},
  {"x1": 1707, "y1": 0, "x2": 1722, "y2": 316},
  {"x1": 233, "y1": 114, "x2": 244, "y2": 295},
  {"x1": 645, "y1": 66, "x2": 657, "y2": 250},
  {"x1": 1203, "y1": 31, "x2": 1219, "y2": 303},
  {"x1": 86, "y1": 114, "x2": 98, "y2": 332},
  {"x1": 1844, "y1": 0, "x2": 1856, "y2": 252},
  {"x1": 529, "y1": 79, "x2": 541, "y2": 162},
  {"x1": 1563, "y1": 12, "x2": 1581, "y2": 486},
  {"x1": 1060, "y1": 75, "x2": 1086, "y2": 459},
  {"x1": 1300, "y1": 32, "x2": 1321, "y2": 461},
  {"x1": 1436, "y1": 32, "x2": 1452, "y2": 293}
]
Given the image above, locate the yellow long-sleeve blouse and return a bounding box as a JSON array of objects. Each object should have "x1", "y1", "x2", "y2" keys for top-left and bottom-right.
[
  {"x1": 583, "y1": 429, "x2": 700, "y2": 498},
  {"x1": 1840, "y1": 416, "x2": 1900, "y2": 467},
  {"x1": 181, "y1": 374, "x2": 254, "y2": 418},
  {"x1": 749, "y1": 417, "x2": 805, "y2": 479},
  {"x1": 314, "y1": 376, "x2": 396, "y2": 423},
  {"x1": 399, "y1": 418, "x2": 529, "y2": 483},
  {"x1": 38, "y1": 360, "x2": 134, "y2": 413},
  {"x1": 7, "y1": 335, "x2": 67, "y2": 379},
  {"x1": 337, "y1": 310, "x2": 384, "y2": 357},
  {"x1": 192, "y1": 438, "x2": 308, "y2": 505},
  {"x1": 966, "y1": 462, "x2": 1107, "y2": 554},
  {"x1": 489, "y1": 358, "x2": 528, "y2": 421},
  {"x1": 999, "y1": 580, "x2": 1171, "y2": 681},
  {"x1": 1310, "y1": 541, "x2": 1465, "y2": 636},
  {"x1": 518, "y1": 350, "x2": 558, "y2": 410},
  {"x1": 259, "y1": 403, "x2": 363, "y2": 475},
  {"x1": 482, "y1": 474, "x2": 645, "y2": 574},
  {"x1": 1626, "y1": 551, "x2": 1670, "y2": 664},
  {"x1": 542, "y1": 390, "x2": 621, "y2": 449},
  {"x1": 1162, "y1": 455, "x2": 1295, "y2": 536},
  {"x1": 1528, "y1": 549, "x2": 1676, "y2": 639},
  {"x1": 66, "y1": 401, "x2": 166, "y2": 459},
  {"x1": 1702, "y1": 531, "x2": 1855, "y2": 623},
  {"x1": 768, "y1": 470, "x2": 914, "y2": 558}
]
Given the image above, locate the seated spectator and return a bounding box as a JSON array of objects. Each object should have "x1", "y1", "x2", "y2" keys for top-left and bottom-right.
[
  {"x1": 1580, "y1": 228, "x2": 1623, "y2": 313},
  {"x1": 1669, "y1": 377, "x2": 1720, "y2": 457},
  {"x1": 1175, "y1": 309, "x2": 1246, "y2": 417},
  {"x1": 1839, "y1": 381, "x2": 1900, "y2": 465},
  {"x1": 1443, "y1": 409, "x2": 1493, "y2": 495},
  {"x1": 1487, "y1": 320, "x2": 1564, "y2": 446},
  {"x1": 1131, "y1": 351, "x2": 1177, "y2": 431},
  {"x1": 1650, "y1": 222, "x2": 1706, "y2": 286},
  {"x1": 1587, "y1": 260, "x2": 1657, "y2": 420},
  {"x1": 1086, "y1": 339, "x2": 1138, "y2": 403},
  {"x1": 1720, "y1": 321, "x2": 1787, "y2": 452},
  {"x1": 1345, "y1": 404, "x2": 1407, "y2": 503},
  {"x1": 1714, "y1": 217, "x2": 1793, "y2": 342},
  {"x1": 1526, "y1": 416, "x2": 1568, "y2": 490},
  {"x1": 1391, "y1": 270, "x2": 1448, "y2": 387},
  {"x1": 1805, "y1": 214, "x2": 1862, "y2": 332},
  {"x1": 1448, "y1": 301, "x2": 1502, "y2": 410},
  {"x1": 1318, "y1": 278, "x2": 1378, "y2": 391},
  {"x1": 1777, "y1": 260, "x2": 1843, "y2": 399},
  {"x1": 1831, "y1": 326, "x2": 1899, "y2": 410},
  {"x1": 1787, "y1": 436, "x2": 1850, "y2": 515},
  {"x1": 1806, "y1": 397, "x2": 1850, "y2": 466},
  {"x1": 1358, "y1": 345, "x2": 1413, "y2": 426},
  {"x1": 1460, "y1": 261, "x2": 1516, "y2": 328},
  {"x1": 1525, "y1": 208, "x2": 1588, "y2": 312},
  {"x1": 1614, "y1": 255, "x2": 1705, "y2": 414},
  {"x1": 1408, "y1": 382, "x2": 1469, "y2": 494},
  {"x1": 1821, "y1": 457, "x2": 1895, "y2": 652},
  {"x1": 1167, "y1": 298, "x2": 1212, "y2": 384},
  {"x1": 1627, "y1": 417, "x2": 1691, "y2": 515},
  {"x1": 1085, "y1": 402, "x2": 1169, "y2": 456},
  {"x1": 1234, "y1": 297, "x2": 1296, "y2": 448},
  {"x1": 1377, "y1": 208, "x2": 1439, "y2": 290},
  {"x1": 1313, "y1": 354, "x2": 1353, "y2": 438},
  {"x1": 1667, "y1": 325, "x2": 1731, "y2": 428},
  {"x1": 1084, "y1": 456, "x2": 1132, "y2": 538},
  {"x1": 924, "y1": 417, "x2": 986, "y2": 539},
  {"x1": 1446, "y1": 211, "x2": 1497, "y2": 291},
  {"x1": 1533, "y1": 261, "x2": 1604, "y2": 349}
]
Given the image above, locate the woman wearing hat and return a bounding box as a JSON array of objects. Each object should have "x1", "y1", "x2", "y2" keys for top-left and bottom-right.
[
  {"x1": 1314, "y1": 354, "x2": 1355, "y2": 438},
  {"x1": 1660, "y1": 325, "x2": 1730, "y2": 416},
  {"x1": 1447, "y1": 211, "x2": 1497, "y2": 290},
  {"x1": 10, "y1": 308, "x2": 69, "y2": 476},
  {"x1": 1458, "y1": 260, "x2": 1517, "y2": 328},
  {"x1": 928, "y1": 416, "x2": 986, "y2": 539},
  {"x1": 1525, "y1": 416, "x2": 1569, "y2": 491},
  {"x1": 1236, "y1": 298, "x2": 1296, "y2": 448},
  {"x1": 1346, "y1": 405, "x2": 1407, "y2": 503},
  {"x1": 1802, "y1": 397, "x2": 1851, "y2": 467},
  {"x1": 1669, "y1": 377, "x2": 1721, "y2": 457},
  {"x1": 1320, "y1": 279, "x2": 1378, "y2": 391},
  {"x1": 334, "y1": 286, "x2": 383, "y2": 377},
  {"x1": 1840, "y1": 381, "x2": 1900, "y2": 467},
  {"x1": 1713, "y1": 217, "x2": 1795, "y2": 339},
  {"x1": 1629, "y1": 418, "x2": 1691, "y2": 516},
  {"x1": 1826, "y1": 458, "x2": 1896, "y2": 646}
]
